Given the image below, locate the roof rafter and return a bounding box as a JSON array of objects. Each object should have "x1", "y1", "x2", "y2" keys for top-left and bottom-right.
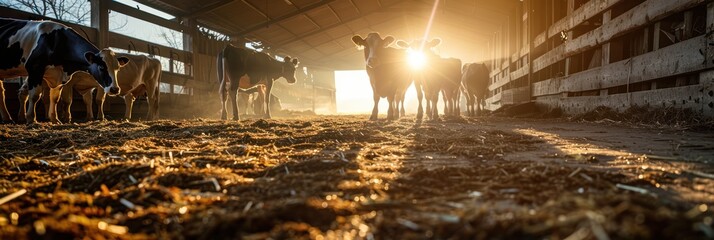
[
  {"x1": 183, "y1": 0, "x2": 235, "y2": 18},
  {"x1": 274, "y1": 0, "x2": 405, "y2": 46},
  {"x1": 236, "y1": 0, "x2": 339, "y2": 36}
]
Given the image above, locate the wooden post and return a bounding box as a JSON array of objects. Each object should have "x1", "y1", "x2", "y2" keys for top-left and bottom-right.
[
  {"x1": 653, "y1": 22, "x2": 661, "y2": 51},
  {"x1": 683, "y1": 11, "x2": 693, "y2": 40},
  {"x1": 90, "y1": 0, "x2": 109, "y2": 48},
  {"x1": 706, "y1": 2, "x2": 714, "y2": 69},
  {"x1": 601, "y1": 10, "x2": 611, "y2": 66}
]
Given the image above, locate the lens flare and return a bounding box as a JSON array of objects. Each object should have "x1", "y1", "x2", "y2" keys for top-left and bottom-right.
[{"x1": 407, "y1": 50, "x2": 426, "y2": 70}]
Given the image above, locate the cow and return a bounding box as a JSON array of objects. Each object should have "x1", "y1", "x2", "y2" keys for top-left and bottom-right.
[
  {"x1": 23, "y1": 52, "x2": 157, "y2": 123},
  {"x1": 461, "y1": 63, "x2": 489, "y2": 116},
  {"x1": 41, "y1": 53, "x2": 161, "y2": 122},
  {"x1": 397, "y1": 38, "x2": 461, "y2": 120},
  {"x1": 0, "y1": 18, "x2": 127, "y2": 124},
  {"x1": 217, "y1": 44, "x2": 299, "y2": 120},
  {"x1": 352, "y1": 33, "x2": 416, "y2": 121}
]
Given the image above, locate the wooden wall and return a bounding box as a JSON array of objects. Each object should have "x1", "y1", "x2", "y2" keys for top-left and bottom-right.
[{"x1": 483, "y1": 0, "x2": 714, "y2": 117}]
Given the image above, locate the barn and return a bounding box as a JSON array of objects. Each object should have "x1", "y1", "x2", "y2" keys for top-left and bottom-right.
[{"x1": 1, "y1": 0, "x2": 713, "y2": 239}]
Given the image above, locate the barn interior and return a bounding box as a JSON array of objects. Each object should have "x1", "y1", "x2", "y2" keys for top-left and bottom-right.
[
  {"x1": 2, "y1": 0, "x2": 714, "y2": 239},
  {"x1": 2, "y1": 0, "x2": 712, "y2": 119}
]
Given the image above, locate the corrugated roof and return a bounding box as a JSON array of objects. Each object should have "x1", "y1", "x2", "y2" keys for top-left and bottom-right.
[{"x1": 136, "y1": 0, "x2": 520, "y2": 70}]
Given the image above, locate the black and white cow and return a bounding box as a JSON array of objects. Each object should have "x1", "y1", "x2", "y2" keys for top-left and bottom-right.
[
  {"x1": 217, "y1": 44, "x2": 299, "y2": 120},
  {"x1": 0, "y1": 18, "x2": 127, "y2": 123},
  {"x1": 352, "y1": 33, "x2": 415, "y2": 121}
]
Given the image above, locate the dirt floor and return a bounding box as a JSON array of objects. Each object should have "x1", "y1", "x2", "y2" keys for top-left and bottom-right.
[{"x1": 1, "y1": 115, "x2": 713, "y2": 239}]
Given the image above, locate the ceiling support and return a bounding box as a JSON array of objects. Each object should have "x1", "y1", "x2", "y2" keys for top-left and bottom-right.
[
  {"x1": 184, "y1": 0, "x2": 235, "y2": 18},
  {"x1": 236, "y1": 0, "x2": 338, "y2": 36},
  {"x1": 275, "y1": 0, "x2": 404, "y2": 46}
]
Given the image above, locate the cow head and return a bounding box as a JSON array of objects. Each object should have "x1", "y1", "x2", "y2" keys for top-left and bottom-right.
[
  {"x1": 352, "y1": 33, "x2": 395, "y2": 69},
  {"x1": 396, "y1": 38, "x2": 441, "y2": 56},
  {"x1": 281, "y1": 56, "x2": 300, "y2": 84},
  {"x1": 85, "y1": 49, "x2": 129, "y2": 96}
]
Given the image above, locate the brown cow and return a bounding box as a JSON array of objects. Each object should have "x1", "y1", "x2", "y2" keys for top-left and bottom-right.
[
  {"x1": 397, "y1": 39, "x2": 461, "y2": 120},
  {"x1": 45, "y1": 53, "x2": 161, "y2": 122},
  {"x1": 352, "y1": 33, "x2": 415, "y2": 120},
  {"x1": 461, "y1": 63, "x2": 489, "y2": 116}
]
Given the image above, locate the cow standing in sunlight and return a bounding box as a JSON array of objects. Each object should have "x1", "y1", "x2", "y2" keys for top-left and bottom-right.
[
  {"x1": 461, "y1": 63, "x2": 489, "y2": 116},
  {"x1": 352, "y1": 33, "x2": 415, "y2": 121},
  {"x1": 397, "y1": 39, "x2": 461, "y2": 120},
  {"x1": 218, "y1": 44, "x2": 299, "y2": 120}
]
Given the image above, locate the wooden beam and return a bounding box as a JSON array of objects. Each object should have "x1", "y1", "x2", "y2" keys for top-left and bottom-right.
[
  {"x1": 91, "y1": 0, "x2": 109, "y2": 48},
  {"x1": 184, "y1": 0, "x2": 235, "y2": 18},
  {"x1": 107, "y1": 1, "x2": 190, "y2": 32},
  {"x1": 236, "y1": 0, "x2": 338, "y2": 36},
  {"x1": 274, "y1": 0, "x2": 404, "y2": 46}
]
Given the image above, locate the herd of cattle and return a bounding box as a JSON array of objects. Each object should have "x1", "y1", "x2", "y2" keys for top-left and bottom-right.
[
  {"x1": 352, "y1": 32, "x2": 490, "y2": 121},
  {"x1": 0, "y1": 18, "x2": 489, "y2": 124}
]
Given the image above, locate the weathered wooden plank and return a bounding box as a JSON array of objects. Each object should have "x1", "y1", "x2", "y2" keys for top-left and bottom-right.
[
  {"x1": 532, "y1": 44, "x2": 565, "y2": 73},
  {"x1": 533, "y1": 31, "x2": 547, "y2": 48},
  {"x1": 546, "y1": 0, "x2": 622, "y2": 39},
  {"x1": 510, "y1": 63, "x2": 529, "y2": 80},
  {"x1": 558, "y1": 35, "x2": 706, "y2": 92},
  {"x1": 531, "y1": 78, "x2": 561, "y2": 97},
  {"x1": 706, "y1": 2, "x2": 714, "y2": 69},
  {"x1": 108, "y1": 32, "x2": 192, "y2": 62},
  {"x1": 489, "y1": 70, "x2": 512, "y2": 91},
  {"x1": 566, "y1": 0, "x2": 705, "y2": 57},
  {"x1": 532, "y1": 0, "x2": 705, "y2": 74}
]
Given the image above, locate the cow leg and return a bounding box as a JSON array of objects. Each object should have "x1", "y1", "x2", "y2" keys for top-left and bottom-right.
[
  {"x1": 17, "y1": 82, "x2": 28, "y2": 124},
  {"x1": 81, "y1": 90, "x2": 94, "y2": 121},
  {"x1": 59, "y1": 84, "x2": 73, "y2": 123},
  {"x1": 399, "y1": 97, "x2": 405, "y2": 117},
  {"x1": 46, "y1": 84, "x2": 64, "y2": 124},
  {"x1": 425, "y1": 91, "x2": 432, "y2": 120},
  {"x1": 228, "y1": 81, "x2": 240, "y2": 120},
  {"x1": 0, "y1": 81, "x2": 13, "y2": 123},
  {"x1": 370, "y1": 92, "x2": 379, "y2": 121},
  {"x1": 386, "y1": 95, "x2": 395, "y2": 121},
  {"x1": 432, "y1": 91, "x2": 440, "y2": 121},
  {"x1": 124, "y1": 84, "x2": 146, "y2": 121},
  {"x1": 415, "y1": 80, "x2": 424, "y2": 121},
  {"x1": 146, "y1": 82, "x2": 160, "y2": 121},
  {"x1": 123, "y1": 94, "x2": 135, "y2": 121},
  {"x1": 95, "y1": 89, "x2": 106, "y2": 121},
  {"x1": 25, "y1": 84, "x2": 42, "y2": 124},
  {"x1": 219, "y1": 82, "x2": 228, "y2": 120},
  {"x1": 147, "y1": 84, "x2": 159, "y2": 120},
  {"x1": 264, "y1": 82, "x2": 273, "y2": 119}
]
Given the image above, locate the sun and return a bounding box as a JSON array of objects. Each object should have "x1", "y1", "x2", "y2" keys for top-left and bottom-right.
[{"x1": 407, "y1": 49, "x2": 426, "y2": 70}]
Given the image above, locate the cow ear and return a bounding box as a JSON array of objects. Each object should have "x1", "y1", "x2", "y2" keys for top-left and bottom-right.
[
  {"x1": 396, "y1": 40, "x2": 409, "y2": 48},
  {"x1": 283, "y1": 56, "x2": 291, "y2": 62},
  {"x1": 428, "y1": 38, "x2": 442, "y2": 47},
  {"x1": 382, "y1": 36, "x2": 395, "y2": 47},
  {"x1": 351, "y1": 35, "x2": 365, "y2": 47},
  {"x1": 291, "y1": 58, "x2": 299, "y2": 66},
  {"x1": 84, "y1": 52, "x2": 95, "y2": 64},
  {"x1": 117, "y1": 57, "x2": 130, "y2": 67}
]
